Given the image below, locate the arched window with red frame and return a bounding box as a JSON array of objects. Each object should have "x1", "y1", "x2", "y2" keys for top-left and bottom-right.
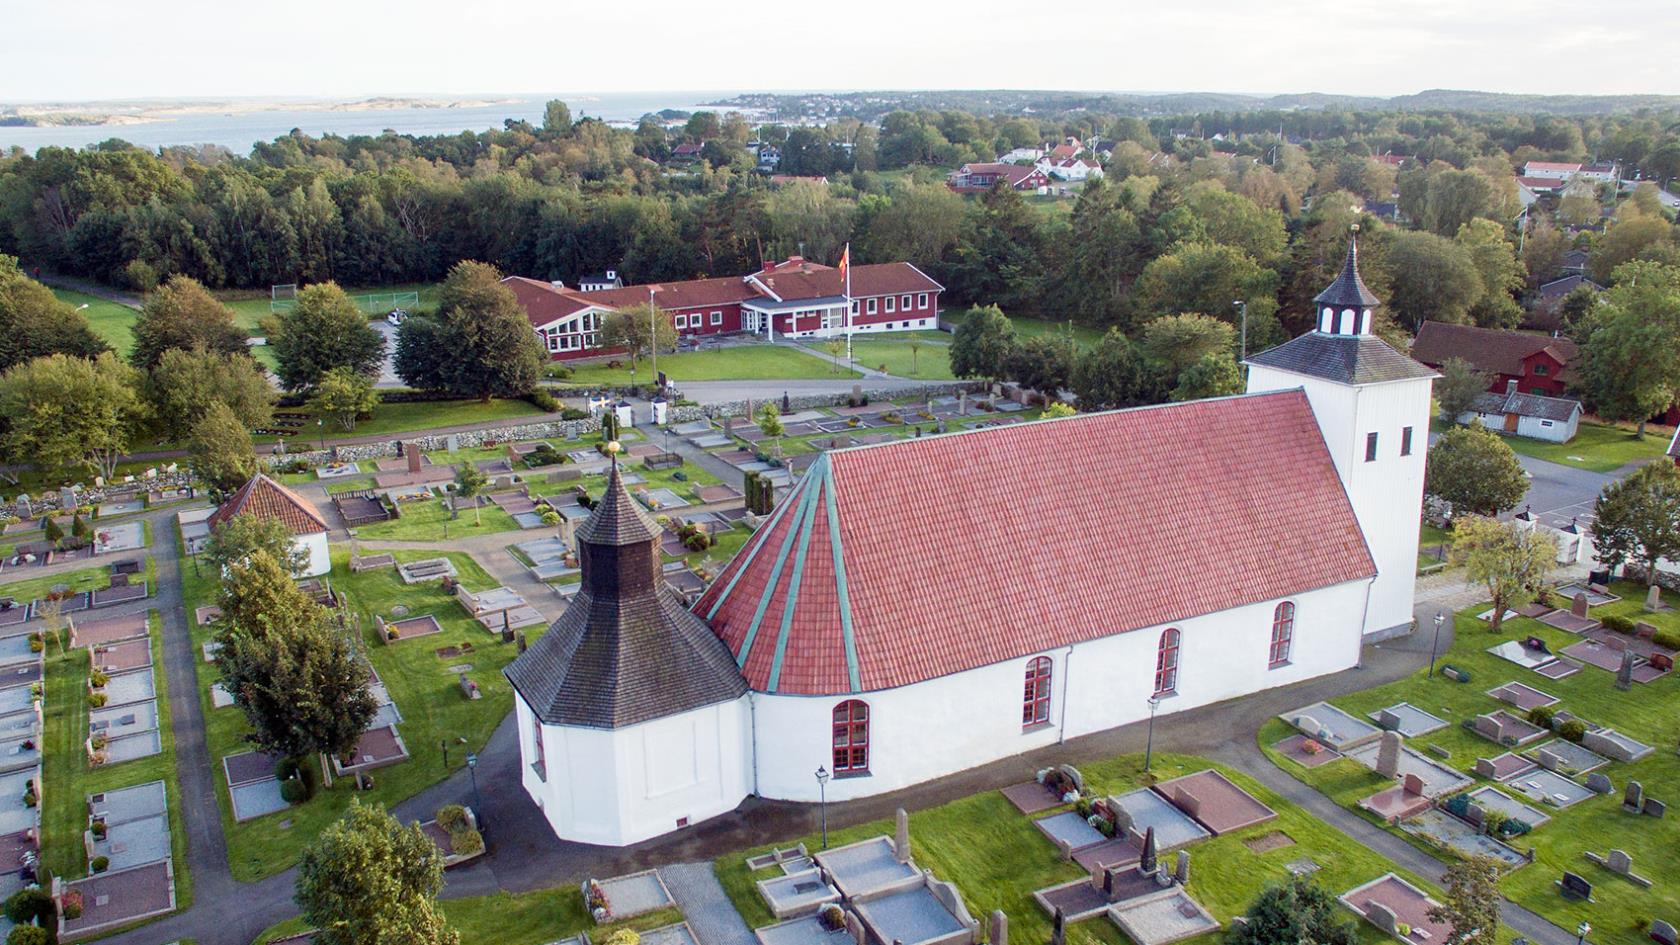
[
  {"x1": 1022, "y1": 656, "x2": 1053, "y2": 727},
  {"x1": 1270, "y1": 601, "x2": 1295, "y2": 667},
  {"x1": 832, "y1": 700, "x2": 870, "y2": 774},
  {"x1": 1154, "y1": 628, "x2": 1180, "y2": 695}
]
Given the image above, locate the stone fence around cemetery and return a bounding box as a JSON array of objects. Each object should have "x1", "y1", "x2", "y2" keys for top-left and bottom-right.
[
  {"x1": 669, "y1": 380, "x2": 989, "y2": 423},
  {"x1": 262, "y1": 417, "x2": 602, "y2": 469}
]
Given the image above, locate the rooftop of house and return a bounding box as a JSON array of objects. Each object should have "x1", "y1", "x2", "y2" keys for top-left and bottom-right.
[
  {"x1": 1468, "y1": 389, "x2": 1582, "y2": 423},
  {"x1": 207, "y1": 474, "x2": 328, "y2": 537},
  {"x1": 1409, "y1": 322, "x2": 1579, "y2": 381}
]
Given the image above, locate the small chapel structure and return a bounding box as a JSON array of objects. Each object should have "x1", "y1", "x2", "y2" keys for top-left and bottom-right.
[{"x1": 505, "y1": 237, "x2": 1436, "y2": 847}]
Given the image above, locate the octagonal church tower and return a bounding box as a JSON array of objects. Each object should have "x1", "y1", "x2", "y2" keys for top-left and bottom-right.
[{"x1": 1245, "y1": 233, "x2": 1437, "y2": 638}]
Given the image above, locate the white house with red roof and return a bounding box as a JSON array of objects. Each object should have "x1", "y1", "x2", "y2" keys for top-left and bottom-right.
[
  {"x1": 505, "y1": 257, "x2": 942, "y2": 360},
  {"x1": 206, "y1": 474, "x2": 331, "y2": 576},
  {"x1": 1522, "y1": 160, "x2": 1583, "y2": 181},
  {"x1": 503, "y1": 237, "x2": 1433, "y2": 845}
]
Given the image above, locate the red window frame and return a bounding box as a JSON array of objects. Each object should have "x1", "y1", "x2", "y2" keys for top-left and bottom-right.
[
  {"x1": 1270, "y1": 602, "x2": 1295, "y2": 667},
  {"x1": 1154, "y1": 629, "x2": 1180, "y2": 695},
  {"x1": 1022, "y1": 656, "x2": 1053, "y2": 726},
  {"x1": 832, "y1": 700, "x2": 869, "y2": 773}
]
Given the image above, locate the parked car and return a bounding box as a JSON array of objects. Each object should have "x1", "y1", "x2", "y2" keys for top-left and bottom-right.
[{"x1": 386, "y1": 309, "x2": 408, "y2": 326}]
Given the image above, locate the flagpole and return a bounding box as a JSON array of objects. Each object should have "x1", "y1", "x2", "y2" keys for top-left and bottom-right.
[{"x1": 843, "y1": 243, "x2": 853, "y2": 365}]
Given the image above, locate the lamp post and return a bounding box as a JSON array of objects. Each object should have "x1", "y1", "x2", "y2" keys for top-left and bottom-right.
[
  {"x1": 814, "y1": 765, "x2": 830, "y2": 849},
  {"x1": 1144, "y1": 695, "x2": 1161, "y2": 772},
  {"x1": 1427, "y1": 611, "x2": 1445, "y2": 678},
  {"x1": 316, "y1": 418, "x2": 325, "y2": 452},
  {"x1": 1232, "y1": 300, "x2": 1248, "y2": 365},
  {"x1": 1577, "y1": 921, "x2": 1591, "y2": 945},
  {"x1": 649, "y1": 285, "x2": 662, "y2": 392},
  {"x1": 466, "y1": 751, "x2": 485, "y2": 827}
]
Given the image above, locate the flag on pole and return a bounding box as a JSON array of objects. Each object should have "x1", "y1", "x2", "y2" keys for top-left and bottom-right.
[{"x1": 837, "y1": 243, "x2": 850, "y2": 293}]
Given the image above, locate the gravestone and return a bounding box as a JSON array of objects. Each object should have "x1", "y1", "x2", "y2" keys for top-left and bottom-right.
[
  {"x1": 1140, "y1": 826, "x2": 1158, "y2": 873},
  {"x1": 1366, "y1": 902, "x2": 1399, "y2": 936},
  {"x1": 990, "y1": 911, "x2": 1008, "y2": 945},
  {"x1": 1376, "y1": 731, "x2": 1403, "y2": 778},
  {"x1": 1056, "y1": 838, "x2": 1072, "y2": 863},
  {"x1": 1473, "y1": 757, "x2": 1498, "y2": 779},
  {"x1": 1572, "y1": 593, "x2": 1590, "y2": 618},
  {"x1": 447, "y1": 434, "x2": 459, "y2": 453},
  {"x1": 94, "y1": 476, "x2": 105, "y2": 488},
  {"x1": 1474, "y1": 714, "x2": 1504, "y2": 742},
  {"x1": 935, "y1": 420, "x2": 947, "y2": 434},
  {"x1": 1644, "y1": 798, "x2": 1667, "y2": 818},
  {"x1": 1625, "y1": 780, "x2": 1645, "y2": 812},
  {"x1": 13, "y1": 494, "x2": 28, "y2": 520},
  {"x1": 1607, "y1": 849, "x2": 1634, "y2": 875},
  {"x1": 1174, "y1": 850, "x2": 1190, "y2": 885},
  {"x1": 1649, "y1": 920, "x2": 1677, "y2": 945},
  {"x1": 958, "y1": 393, "x2": 968, "y2": 416},
  {"x1": 1585, "y1": 772, "x2": 1614, "y2": 795},
  {"x1": 1102, "y1": 866, "x2": 1117, "y2": 897},
  {"x1": 1403, "y1": 773, "x2": 1426, "y2": 796},
  {"x1": 845, "y1": 912, "x2": 866, "y2": 945},
  {"x1": 1376, "y1": 708, "x2": 1403, "y2": 732},
  {"x1": 894, "y1": 808, "x2": 910, "y2": 863},
  {"x1": 406, "y1": 446, "x2": 422, "y2": 474},
  {"x1": 1618, "y1": 649, "x2": 1637, "y2": 691},
  {"x1": 1050, "y1": 907, "x2": 1065, "y2": 945},
  {"x1": 1537, "y1": 747, "x2": 1565, "y2": 772},
  {"x1": 59, "y1": 486, "x2": 77, "y2": 511},
  {"x1": 1560, "y1": 871, "x2": 1592, "y2": 901},
  {"x1": 1649, "y1": 585, "x2": 1665, "y2": 611},
  {"x1": 1110, "y1": 803, "x2": 1134, "y2": 836}
]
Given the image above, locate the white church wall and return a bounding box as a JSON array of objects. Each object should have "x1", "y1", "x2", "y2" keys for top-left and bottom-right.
[
  {"x1": 751, "y1": 579, "x2": 1368, "y2": 803},
  {"x1": 296, "y1": 531, "x2": 331, "y2": 577},
  {"x1": 516, "y1": 695, "x2": 752, "y2": 846}
]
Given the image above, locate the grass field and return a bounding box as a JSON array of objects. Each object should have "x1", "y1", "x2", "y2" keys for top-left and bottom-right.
[
  {"x1": 1261, "y1": 582, "x2": 1680, "y2": 945},
  {"x1": 832, "y1": 334, "x2": 957, "y2": 379},
  {"x1": 351, "y1": 496, "x2": 522, "y2": 542},
  {"x1": 51, "y1": 288, "x2": 140, "y2": 357},
  {"x1": 718, "y1": 752, "x2": 1431, "y2": 945},
  {"x1": 263, "y1": 397, "x2": 549, "y2": 446},
  {"x1": 1492, "y1": 420, "x2": 1673, "y2": 473},
  {"x1": 257, "y1": 892, "x2": 682, "y2": 945},
  {"x1": 183, "y1": 543, "x2": 533, "y2": 881},
  {"x1": 942, "y1": 306, "x2": 1108, "y2": 347},
  {"x1": 557, "y1": 345, "x2": 855, "y2": 387}
]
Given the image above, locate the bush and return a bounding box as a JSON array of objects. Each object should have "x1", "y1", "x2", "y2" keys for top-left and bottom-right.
[
  {"x1": 604, "y1": 931, "x2": 640, "y2": 945},
  {"x1": 561, "y1": 406, "x2": 589, "y2": 421},
  {"x1": 89, "y1": 670, "x2": 108, "y2": 688},
  {"x1": 526, "y1": 388, "x2": 560, "y2": 412},
  {"x1": 1602, "y1": 615, "x2": 1634, "y2": 635},
  {"x1": 279, "y1": 778, "x2": 309, "y2": 804},
  {"x1": 436, "y1": 804, "x2": 468, "y2": 831},
  {"x1": 1527, "y1": 705, "x2": 1556, "y2": 727},
  {"x1": 1558, "y1": 720, "x2": 1587, "y2": 742},
  {"x1": 4, "y1": 887, "x2": 53, "y2": 925},
  {"x1": 1653, "y1": 629, "x2": 1680, "y2": 650},
  {"x1": 86, "y1": 692, "x2": 106, "y2": 708},
  {"x1": 89, "y1": 855, "x2": 108, "y2": 873},
  {"x1": 449, "y1": 827, "x2": 484, "y2": 857},
  {"x1": 7, "y1": 924, "x2": 52, "y2": 945},
  {"x1": 90, "y1": 820, "x2": 106, "y2": 839},
  {"x1": 819, "y1": 903, "x2": 846, "y2": 932}
]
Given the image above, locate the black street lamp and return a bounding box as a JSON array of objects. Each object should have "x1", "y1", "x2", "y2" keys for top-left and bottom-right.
[
  {"x1": 1144, "y1": 695, "x2": 1161, "y2": 772},
  {"x1": 1427, "y1": 611, "x2": 1445, "y2": 678},
  {"x1": 814, "y1": 765, "x2": 830, "y2": 849},
  {"x1": 1577, "y1": 921, "x2": 1591, "y2": 945},
  {"x1": 466, "y1": 751, "x2": 484, "y2": 828}
]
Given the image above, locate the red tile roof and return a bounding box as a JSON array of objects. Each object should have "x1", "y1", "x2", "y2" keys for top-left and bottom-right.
[
  {"x1": 502, "y1": 277, "x2": 595, "y2": 328},
  {"x1": 753, "y1": 262, "x2": 942, "y2": 302},
  {"x1": 576, "y1": 276, "x2": 751, "y2": 311},
  {"x1": 1410, "y1": 322, "x2": 1578, "y2": 381},
  {"x1": 695, "y1": 390, "x2": 1374, "y2": 695},
  {"x1": 208, "y1": 474, "x2": 328, "y2": 536}
]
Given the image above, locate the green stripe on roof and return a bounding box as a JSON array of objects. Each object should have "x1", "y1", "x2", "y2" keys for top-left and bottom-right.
[
  {"x1": 767, "y1": 470, "x2": 824, "y2": 692},
  {"x1": 822, "y1": 460, "x2": 862, "y2": 693},
  {"x1": 706, "y1": 470, "x2": 806, "y2": 621},
  {"x1": 734, "y1": 472, "x2": 819, "y2": 671}
]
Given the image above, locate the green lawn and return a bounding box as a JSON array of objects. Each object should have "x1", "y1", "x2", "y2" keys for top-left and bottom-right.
[
  {"x1": 257, "y1": 892, "x2": 681, "y2": 945},
  {"x1": 1419, "y1": 522, "x2": 1453, "y2": 572},
  {"x1": 719, "y1": 753, "x2": 1429, "y2": 945},
  {"x1": 51, "y1": 288, "x2": 140, "y2": 357},
  {"x1": 1492, "y1": 421, "x2": 1673, "y2": 473},
  {"x1": 1262, "y1": 582, "x2": 1680, "y2": 945},
  {"x1": 258, "y1": 398, "x2": 549, "y2": 448},
  {"x1": 830, "y1": 336, "x2": 956, "y2": 379},
  {"x1": 351, "y1": 497, "x2": 522, "y2": 542},
  {"x1": 35, "y1": 611, "x2": 193, "y2": 919},
  {"x1": 184, "y1": 542, "x2": 533, "y2": 881},
  {"x1": 557, "y1": 346, "x2": 855, "y2": 387},
  {"x1": 942, "y1": 306, "x2": 1108, "y2": 347},
  {"x1": 0, "y1": 564, "x2": 133, "y2": 607}
]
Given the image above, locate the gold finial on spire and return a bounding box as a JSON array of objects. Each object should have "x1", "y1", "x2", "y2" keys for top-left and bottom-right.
[{"x1": 605, "y1": 439, "x2": 622, "y2": 470}]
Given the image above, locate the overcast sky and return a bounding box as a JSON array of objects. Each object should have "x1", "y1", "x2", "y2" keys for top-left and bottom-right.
[{"x1": 5, "y1": 0, "x2": 1678, "y2": 102}]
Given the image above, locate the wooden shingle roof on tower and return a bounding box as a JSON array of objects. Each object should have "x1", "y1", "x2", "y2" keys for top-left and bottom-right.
[
  {"x1": 694, "y1": 390, "x2": 1376, "y2": 696},
  {"x1": 504, "y1": 460, "x2": 746, "y2": 729},
  {"x1": 1314, "y1": 237, "x2": 1382, "y2": 309},
  {"x1": 206, "y1": 474, "x2": 328, "y2": 536}
]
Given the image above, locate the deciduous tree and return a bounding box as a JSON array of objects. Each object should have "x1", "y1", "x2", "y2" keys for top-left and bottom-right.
[
  {"x1": 598, "y1": 302, "x2": 677, "y2": 386},
  {"x1": 452, "y1": 462, "x2": 488, "y2": 527},
  {"x1": 1140, "y1": 314, "x2": 1235, "y2": 377},
  {"x1": 1426, "y1": 423, "x2": 1528, "y2": 516},
  {"x1": 1428, "y1": 856, "x2": 1502, "y2": 945},
  {"x1": 296, "y1": 800, "x2": 458, "y2": 945},
  {"x1": 1172, "y1": 353, "x2": 1243, "y2": 401},
  {"x1": 1450, "y1": 516, "x2": 1556, "y2": 633},
  {"x1": 188, "y1": 401, "x2": 259, "y2": 498},
  {"x1": 949, "y1": 305, "x2": 1017, "y2": 385},
  {"x1": 309, "y1": 367, "x2": 379, "y2": 433},
  {"x1": 146, "y1": 345, "x2": 275, "y2": 442},
  {"x1": 1072, "y1": 329, "x2": 1160, "y2": 410},
  {"x1": 0, "y1": 254, "x2": 108, "y2": 370},
  {"x1": 205, "y1": 512, "x2": 306, "y2": 577},
  {"x1": 1229, "y1": 875, "x2": 1356, "y2": 945},
  {"x1": 1591, "y1": 462, "x2": 1680, "y2": 584},
  {"x1": 1383, "y1": 231, "x2": 1482, "y2": 329},
  {"x1": 1003, "y1": 335, "x2": 1073, "y2": 395},
  {"x1": 393, "y1": 261, "x2": 543, "y2": 401},
  {"x1": 130, "y1": 275, "x2": 247, "y2": 369},
  {"x1": 1435, "y1": 357, "x2": 1491, "y2": 424},
  {"x1": 1580, "y1": 261, "x2": 1680, "y2": 434},
  {"x1": 0, "y1": 352, "x2": 146, "y2": 481},
  {"x1": 266, "y1": 282, "x2": 386, "y2": 391}
]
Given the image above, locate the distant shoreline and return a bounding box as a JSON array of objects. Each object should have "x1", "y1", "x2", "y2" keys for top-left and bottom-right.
[{"x1": 0, "y1": 96, "x2": 523, "y2": 128}]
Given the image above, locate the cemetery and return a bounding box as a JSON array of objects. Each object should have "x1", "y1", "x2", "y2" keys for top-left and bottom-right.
[
  {"x1": 1338, "y1": 873, "x2": 1451, "y2": 944},
  {"x1": 1261, "y1": 581, "x2": 1680, "y2": 945}
]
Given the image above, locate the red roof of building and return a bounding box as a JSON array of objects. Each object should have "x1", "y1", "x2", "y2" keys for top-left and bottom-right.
[
  {"x1": 208, "y1": 474, "x2": 328, "y2": 537},
  {"x1": 576, "y1": 275, "x2": 751, "y2": 311},
  {"x1": 502, "y1": 277, "x2": 595, "y2": 327},
  {"x1": 695, "y1": 390, "x2": 1375, "y2": 695},
  {"x1": 1515, "y1": 176, "x2": 1566, "y2": 190},
  {"x1": 1410, "y1": 322, "x2": 1579, "y2": 381},
  {"x1": 753, "y1": 262, "x2": 942, "y2": 302}
]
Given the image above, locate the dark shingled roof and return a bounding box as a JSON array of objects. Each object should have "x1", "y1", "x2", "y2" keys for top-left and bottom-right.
[
  {"x1": 1315, "y1": 239, "x2": 1382, "y2": 309},
  {"x1": 504, "y1": 464, "x2": 746, "y2": 728},
  {"x1": 1246, "y1": 333, "x2": 1436, "y2": 385},
  {"x1": 1468, "y1": 390, "x2": 1582, "y2": 422}
]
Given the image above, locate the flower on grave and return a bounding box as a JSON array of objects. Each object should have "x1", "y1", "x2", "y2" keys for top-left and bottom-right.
[{"x1": 1302, "y1": 739, "x2": 1322, "y2": 755}]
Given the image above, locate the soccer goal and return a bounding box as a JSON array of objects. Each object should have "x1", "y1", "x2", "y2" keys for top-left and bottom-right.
[
  {"x1": 353, "y1": 290, "x2": 421, "y2": 316},
  {"x1": 269, "y1": 283, "x2": 299, "y2": 315}
]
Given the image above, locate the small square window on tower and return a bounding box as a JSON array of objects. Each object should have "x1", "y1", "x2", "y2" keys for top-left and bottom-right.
[{"x1": 1365, "y1": 432, "x2": 1379, "y2": 462}]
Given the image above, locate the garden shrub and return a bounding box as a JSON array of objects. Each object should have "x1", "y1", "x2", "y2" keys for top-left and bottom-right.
[
  {"x1": 86, "y1": 692, "x2": 106, "y2": 708},
  {"x1": 7, "y1": 924, "x2": 51, "y2": 945},
  {"x1": 1558, "y1": 720, "x2": 1587, "y2": 742},
  {"x1": 1527, "y1": 705, "x2": 1555, "y2": 727},
  {"x1": 279, "y1": 778, "x2": 309, "y2": 804},
  {"x1": 275, "y1": 756, "x2": 300, "y2": 781},
  {"x1": 436, "y1": 804, "x2": 468, "y2": 831},
  {"x1": 449, "y1": 827, "x2": 484, "y2": 857},
  {"x1": 1442, "y1": 793, "x2": 1471, "y2": 818},
  {"x1": 90, "y1": 820, "x2": 106, "y2": 839},
  {"x1": 4, "y1": 887, "x2": 53, "y2": 925},
  {"x1": 1602, "y1": 615, "x2": 1634, "y2": 635},
  {"x1": 89, "y1": 670, "x2": 108, "y2": 688},
  {"x1": 1501, "y1": 818, "x2": 1532, "y2": 837},
  {"x1": 89, "y1": 855, "x2": 108, "y2": 873}
]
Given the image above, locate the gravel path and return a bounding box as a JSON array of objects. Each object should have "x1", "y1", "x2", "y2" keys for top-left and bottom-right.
[{"x1": 661, "y1": 862, "x2": 756, "y2": 945}]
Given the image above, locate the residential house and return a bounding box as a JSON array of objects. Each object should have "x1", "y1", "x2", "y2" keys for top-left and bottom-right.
[
  {"x1": 671, "y1": 142, "x2": 704, "y2": 161},
  {"x1": 946, "y1": 162, "x2": 1050, "y2": 194},
  {"x1": 1049, "y1": 158, "x2": 1103, "y2": 182},
  {"x1": 1047, "y1": 137, "x2": 1083, "y2": 162},
  {"x1": 1579, "y1": 161, "x2": 1620, "y2": 183},
  {"x1": 577, "y1": 271, "x2": 622, "y2": 292},
  {"x1": 1409, "y1": 321, "x2": 1577, "y2": 398},
  {"x1": 1522, "y1": 161, "x2": 1583, "y2": 181},
  {"x1": 1515, "y1": 175, "x2": 1568, "y2": 195},
  {"x1": 506, "y1": 256, "x2": 944, "y2": 360},
  {"x1": 1523, "y1": 274, "x2": 1604, "y2": 331},
  {"x1": 996, "y1": 147, "x2": 1044, "y2": 164},
  {"x1": 206, "y1": 474, "x2": 331, "y2": 577},
  {"x1": 1460, "y1": 382, "x2": 1582, "y2": 443},
  {"x1": 1561, "y1": 249, "x2": 1590, "y2": 274}
]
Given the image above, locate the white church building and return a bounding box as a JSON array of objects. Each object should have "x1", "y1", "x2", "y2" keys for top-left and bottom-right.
[{"x1": 504, "y1": 237, "x2": 1436, "y2": 847}]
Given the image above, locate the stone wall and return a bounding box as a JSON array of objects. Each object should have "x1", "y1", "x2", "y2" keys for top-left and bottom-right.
[
  {"x1": 1623, "y1": 565, "x2": 1680, "y2": 594},
  {"x1": 690, "y1": 381, "x2": 987, "y2": 420},
  {"x1": 261, "y1": 417, "x2": 600, "y2": 469}
]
